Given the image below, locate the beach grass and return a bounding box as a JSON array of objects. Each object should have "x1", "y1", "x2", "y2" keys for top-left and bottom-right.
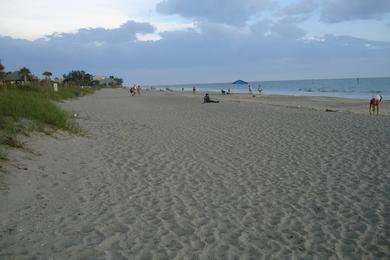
[
  {"x1": 0, "y1": 84, "x2": 96, "y2": 169},
  {"x1": 0, "y1": 90, "x2": 69, "y2": 128},
  {"x1": 0, "y1": 145, "x2": 7, "y2": 189},
  {"x1": 0, "y1": 146, "x2": 7, "y2": 160}
]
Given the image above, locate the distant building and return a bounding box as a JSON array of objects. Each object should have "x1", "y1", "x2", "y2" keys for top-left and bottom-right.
[
  {"x1": 5, "y1": 71, "x2": 24, "y2": 85},
  {"x1": 98, "y1": 78, "x2": 117, "y2": 87},
  {"x1": 4, "y1": 71, "x2": 38, "y2": 85},
  {"x1": 92, "y1": 75, "x2": 107, "y2": 81},
  {"x1": 53, "y1": 77, "x2": 63, "y2": 83},
  {"x1": 92, "y1": 75, "x2": 122, "y2": 87}
]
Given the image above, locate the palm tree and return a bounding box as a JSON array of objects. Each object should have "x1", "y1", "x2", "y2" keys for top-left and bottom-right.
[
  {"x1": 42, "y1": 71, "x2": 52, "y2": 85},
  {"x1": 19, "y1": 67, "x2": 31, "y2": 84}
]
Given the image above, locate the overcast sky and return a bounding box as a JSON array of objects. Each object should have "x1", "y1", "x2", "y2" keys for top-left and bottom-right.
[{"x1": 0, "y1": 0, "x2": 389, "y2": 84}]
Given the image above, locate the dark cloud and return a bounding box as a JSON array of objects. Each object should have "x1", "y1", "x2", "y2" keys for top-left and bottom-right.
[
  {"x1": 43, "y1": 21, "x2": 155, "y2": 44},
  {"x1": 0, "y1": 19, "x2": 389, "y2": 84},
  {"x1": 320, "y1": 0, "x2": 390, "y2": 23},
  {"x1": 0, "y1": 20, "x2": 155, "y2": 77},
  {"x1": 156, "y1": 0, "x2": 390, "y2": 25},
  {"x1": 156, "y1": 0, "x2": 275, "y2": 25}
]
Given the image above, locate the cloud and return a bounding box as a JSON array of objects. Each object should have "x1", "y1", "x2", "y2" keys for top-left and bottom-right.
[
  {"x1": 44, "y1": 21, "x2": 155, "y2": 44},
  {"x1": 0, "y1": 19, "x2": 389, "y2": 84},
  {"x1": 0, "y1": 0, "x2": 130, "y2": 40},
  {"x1": 282, "y1": 0, "x2": 317, "y2": 16},
  {"x1": 267, "y1": 20, "x2": 306, "y2": 39},
  {"x1": 320, "y1": 0, "x2": 390, "y2": 23},
  {"x1": 156, "y1": 0, "x2": 275, "y2": 25}
]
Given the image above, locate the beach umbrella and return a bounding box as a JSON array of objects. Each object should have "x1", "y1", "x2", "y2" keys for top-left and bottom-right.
[
  {"x1": 232, "y1": 79, "x2": 248, "y2": 85},
  {"x1": 231, "y1": 80, "x2": 249, "y2": 94}
]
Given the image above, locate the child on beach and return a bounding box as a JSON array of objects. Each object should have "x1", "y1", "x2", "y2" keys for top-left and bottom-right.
[{"x1": 369, "y1": 95, "x2": 382, "y2": 115}]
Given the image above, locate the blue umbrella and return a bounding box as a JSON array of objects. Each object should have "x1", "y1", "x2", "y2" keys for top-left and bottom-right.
[{"x1": 232, "y1": 79, "x2": 248, "y2": 85}]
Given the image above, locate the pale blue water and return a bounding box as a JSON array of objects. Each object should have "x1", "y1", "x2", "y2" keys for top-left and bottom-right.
[{"x1": 154, "y1": 77, "x2": 390, "y2": 100}]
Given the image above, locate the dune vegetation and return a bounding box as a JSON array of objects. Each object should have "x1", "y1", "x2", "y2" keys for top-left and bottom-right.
[{"x1": 0, "y1": 84, "x2": 97, "y2": 172}]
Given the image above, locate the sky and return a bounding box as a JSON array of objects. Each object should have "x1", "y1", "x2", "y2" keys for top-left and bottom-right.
[{"x1": 0, "y1": 0, "x2": 389, "y2": 85}]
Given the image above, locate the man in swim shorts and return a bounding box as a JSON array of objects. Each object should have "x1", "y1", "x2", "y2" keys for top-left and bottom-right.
[{"x1": 369, "y1": 95, "x2": 382, "y2": 115}]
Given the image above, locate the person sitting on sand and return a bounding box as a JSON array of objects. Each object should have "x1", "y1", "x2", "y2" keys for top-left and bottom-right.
[
  {"x1": 369, "y1": 95, "x2": 382, "y2": 115},
  {"x1": 204, "y1": 93, "x2": 220, "y2": 103}
]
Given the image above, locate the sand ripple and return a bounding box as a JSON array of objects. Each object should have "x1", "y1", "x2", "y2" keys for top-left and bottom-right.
[{"x1": 1, "y1": 89, "x2": 389, "y2": 259}]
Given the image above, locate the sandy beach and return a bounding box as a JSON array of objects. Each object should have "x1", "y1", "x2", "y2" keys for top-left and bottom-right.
[{"x1": 1, "y1": 88, "x2": 389, "y2": 259}]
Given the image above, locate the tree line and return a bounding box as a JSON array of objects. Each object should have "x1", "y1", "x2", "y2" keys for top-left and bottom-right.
[{"x1": 0, "y1": 61, "x2": 123, "y2": 87}]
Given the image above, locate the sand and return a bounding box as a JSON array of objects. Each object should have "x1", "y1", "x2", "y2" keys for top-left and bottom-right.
[{"x1": 1, "y1": 88, "x2": 389, "y2": 259}]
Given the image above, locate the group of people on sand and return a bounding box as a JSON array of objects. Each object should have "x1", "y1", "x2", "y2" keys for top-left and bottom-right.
[
  {"x1": 203, "y1": 91, "x2": 385, "y2": 114},
  {"x1": 129, "y1": 85, "x2": 142, "y2": 96},
  {"x1": 221, "y1": 88, "x2": 231, "y2": 95},
  {"x1": 249, "y1": 84, "x2": 263, "y2": 97}
]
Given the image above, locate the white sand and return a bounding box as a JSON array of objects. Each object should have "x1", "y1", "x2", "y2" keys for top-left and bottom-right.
[{"x1": 1, "y1": 88, "x2": 389, "y2": 259}]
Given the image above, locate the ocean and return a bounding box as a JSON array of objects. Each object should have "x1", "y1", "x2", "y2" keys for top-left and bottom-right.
[{"x1": 153, "y1": 77, "x2": 390, "y2": 100}]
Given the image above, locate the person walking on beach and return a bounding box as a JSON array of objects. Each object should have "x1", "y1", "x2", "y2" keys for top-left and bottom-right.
[
  {"x1": 248, "y1": 84, "x2": 253, "y2": 95},
  {"x1": 203, "y1": 93, "x2": 219, "y2": 103},
  {"x1": 369, "y1": 95, "x2": 382, "y2": 115},
  {"x1": 193, "y1": 86, "x2": 196, "y2": 94},
  {"x1": 249, "y1": 84, "x2": 255, "y2": 97}
]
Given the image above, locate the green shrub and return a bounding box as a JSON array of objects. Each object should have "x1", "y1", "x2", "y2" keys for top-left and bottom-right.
[
  {"x1": 0, "y1": 146, "x2": 7, "y2": 161},
  {"x1": 0, "y1": 90, "x2": 69, "y2": 129},
  {"x1": 0, "y1": 118, "x2": 23, "y2": 148},
  {"x1": 0, "y1": 84, "x2": 95, "y2": 166}
]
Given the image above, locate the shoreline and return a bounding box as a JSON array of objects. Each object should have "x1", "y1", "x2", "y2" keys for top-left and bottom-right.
[
  {"x1": 1, "y1": 88, "x2": 389, "y2": 259},
  {"x1": 145, "y1": 76, "x2": 390, "y2": 101},
  {"x1": 169, "y1": 90, "x2": 387, "y2": 101},
  {"x1": 144, "y1": 89, "x2": 390, "y2": 116}
]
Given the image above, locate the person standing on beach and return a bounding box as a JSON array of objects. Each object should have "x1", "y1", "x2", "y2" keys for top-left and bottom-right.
[
  {"x1": 193, "y1": 86, "x2": 196, "y2": 94},
  {"x1": 258, "y1": 86, "x2": 263, "y2": 94},
  {"x1": 249, "y1": 84, "x2": 255, "y2": 97},
  {"x1": 369, "y1": 95, "x2": 382, "y2": 115}
]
